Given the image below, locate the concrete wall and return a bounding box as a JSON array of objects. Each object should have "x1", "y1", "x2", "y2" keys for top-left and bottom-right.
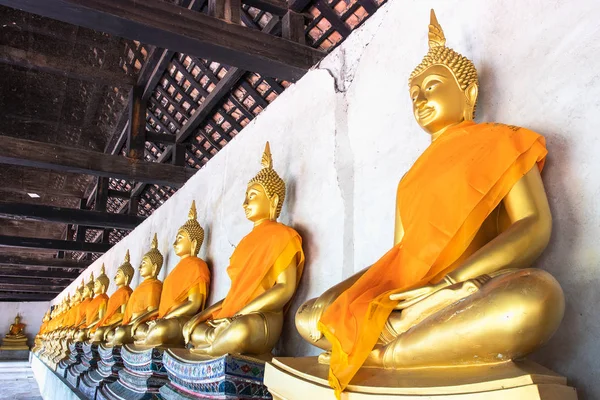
[
  {"x1": 0, "y1": 302, "x2": 49, "y2": 347},
  {"x1": 51, "y1": 0, "x2": 600, "y2": 397}
]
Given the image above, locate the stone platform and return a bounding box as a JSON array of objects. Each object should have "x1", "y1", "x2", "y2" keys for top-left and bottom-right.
[
  {"x1": 158, "y1": 349, "x2": 271, "y2": 399},
  {"x1": 31, "y1": 353, "x2": 88, "y2": 400},
  {"x1": 0, "y1": 348, "x2": 30, "y2": 360},
  {"x1": 98, "y1": 345, "x2": 168, "y2": 400},
  {"x1": 79, "y1": 344, "x2": 124, "y2": 400},
  {"x1": 264, "y1": 357, "x2": 578, "y2": 400}
]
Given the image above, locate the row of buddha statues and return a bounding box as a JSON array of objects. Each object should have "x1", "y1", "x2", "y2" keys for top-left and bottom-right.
[{"x1": 32, "y1": 10, "x2": 566, "y2": 398}]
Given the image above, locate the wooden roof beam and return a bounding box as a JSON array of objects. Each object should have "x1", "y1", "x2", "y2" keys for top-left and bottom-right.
[
  {"x1": 0, "y1": 292, "x2": 57, "y2": 301},
  {"x1": 0, "y1": 44, "x2": 135, "y2": 86},
  {"x1": 0, "y1": 0, "x2": 324, "y2": 80},
  {"x1": 0, "y1": 235, "x2": 111, "y2": 253},
  {"x1": 0, "y1": 136, "x2": 195, "y2": 188},
  {"x1": 0, "y1": 255, "x2": 89, "y2": 270},
  {"x1": 0, "y1": 202, "x2": 145, "y2": 230},
  {"x1": 0, "y1": 267, "x2": 79, "y2": 280}
]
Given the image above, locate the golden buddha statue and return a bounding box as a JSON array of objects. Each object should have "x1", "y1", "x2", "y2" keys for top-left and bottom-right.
[
  {"x1": 1, "y1": 314, "x2": 28, "y2": 350},
  {"x1": 33, "y1": 311, "x2": 51, "y2": 354},
  {"x1": 107, "y1": 241, "x2": 163, "y2": 346},
  {"x1": 74, "y1": 266, "x2": 110, "y2": 342},
  {"x1": 295, "y1": 10, "x2": 565, "y2": 396},
  {"x1": 182, "y1": 142, "x2": 305, "y2": 357},
  {"x1": 91, "y1": 253, "x2": 134, "y2": 343},
  {"x1": 133, "y1": 203, "x2": 210, "y2": 347}
]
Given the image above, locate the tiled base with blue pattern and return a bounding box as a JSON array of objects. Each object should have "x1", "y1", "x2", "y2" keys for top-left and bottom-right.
[
  {"x1": 79, "y1": 345, "x2": 124, "y2": 400},
  {"x1": 157, "y1": 350, "x2": 271, "y2": 399},
  {"x1": 56, "y1": 342, "x2": 82, "y2": 378},
  {"x1": 97, "y1": 345, "x2": 168, "y2": 400}
]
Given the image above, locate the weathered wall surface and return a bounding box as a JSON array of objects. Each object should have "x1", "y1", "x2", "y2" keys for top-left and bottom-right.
[
  {"x1": 0, "y1": 302, "x2": 49, "y2": 346},
  {"x1": 50, "y1": 0, "x2": 599, "y2": 397}
]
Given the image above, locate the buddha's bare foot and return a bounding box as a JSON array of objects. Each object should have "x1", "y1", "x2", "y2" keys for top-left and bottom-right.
[
  {"x1": 189, "y1": 344, "x2": 212, "y2": 355},
  {"x1": 362, "y1": 346, "x2": 385, "y2": 367},
  {"x1": 317, "y1": 351, "x2": 331, "y2": 364}
]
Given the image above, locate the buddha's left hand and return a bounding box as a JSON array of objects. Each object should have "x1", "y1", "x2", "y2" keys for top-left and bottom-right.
[{"x1": 389, "y1": 277, "x2": 455, "y2": 309}]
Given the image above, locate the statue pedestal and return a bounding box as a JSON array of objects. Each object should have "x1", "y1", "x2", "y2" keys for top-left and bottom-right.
[
  {"x1": 264, "y1": 357, "x2": 578, "y2": 400},
  {"x1": 79, "y1": 344, "x2": 124, "y2": 400},
  {"x1": 158, "y1": 349, "x2": 272, "y2": 399},
  {"x1": 65, "y1": 342, "x2": 99, "y2": 390},
  {"x1": 98, "y1": 345, "x2": 168, "y2": 400},
  {"x1": 0, "y1": 348, "x2": 29, "y2": 360},
  {"x1": 1, "y1": 336, "x2": 29, "y2": 350},
  {"x1": 57, "y1": 341, "x2": 83, "y2": 378}
]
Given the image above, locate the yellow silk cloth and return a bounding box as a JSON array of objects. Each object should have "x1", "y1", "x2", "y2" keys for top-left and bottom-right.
[
  {"x1": 95, "y1": 286, "x2": 133, "y2": 328},
  {"x1": 82, "y1": 294, "x2": 109, "y2": 328},
  {"x1": 74, "y1": 298, "x2": 91, "y2": 327},
  {"x1": 38, "y1": 321, "x2": 48, "y2": 335},
  {"x1": 214, "y1": 220, "x2": 305, "y2": 319},
  {"x1": 157, "y1": 256, "x2": 211, "y2": 319},
  {"x1": 318, "y1": 121, "x2": 547, "y2": 397},
  {"x1": 122, "y1": 278, "x2": 163, "y2": 325}
]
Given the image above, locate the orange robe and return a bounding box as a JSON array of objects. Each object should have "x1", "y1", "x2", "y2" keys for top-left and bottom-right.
[
  {"x1": 75, "y1": 298, "x2": 92, "y2": 327},
  {"x1": 96, "y1": 286, "x2": 133, "y2": 328},
  {"x1": 157, "y1": 256, "x2": 210, "y2": 319},
  {"x1": 122, "y1": 278, "x2": 163, "y2": 325},
  {"x1": 214, "y1": 220, "x2": 305, "y2": 319},
  {"x1": 319, "y1": 122, "x2": 548, "y2": 396},
  {"x1": 82, "y1": 294, "x2": 109, "y2": 328}
]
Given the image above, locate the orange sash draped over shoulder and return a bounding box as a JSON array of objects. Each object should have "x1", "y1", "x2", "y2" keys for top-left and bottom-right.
[
  {"x1": 75, "y1": 298, "x2": 91, "y2": 327},
  {"x1": 83, "y1": 294, "x2": 109, "y2": 328},
  {"x1": 158, "y1": 256, "x2": 211, "y2": 319},
  {"x1": 97, "y1": 286, "x2": 133, "y2": 328},
  {"x1": 214, "y1": 220, "x2": 305, "y2": 319},
  {"x1": 319, "y1": 122, "x2": 548, "y2": 397},
  {"x1": 122, "y1": 278, "x2": 163, "y2": 325}
]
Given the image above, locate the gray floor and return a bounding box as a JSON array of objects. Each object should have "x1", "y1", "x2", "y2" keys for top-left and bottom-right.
[{"x1": 0, "y1": 360, "x2": 43, "y2": 400}]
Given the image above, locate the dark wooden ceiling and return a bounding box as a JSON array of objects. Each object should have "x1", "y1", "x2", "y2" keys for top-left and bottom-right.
[{"x1": 0, "y1": 0, "x2": 385, "y2": 301}]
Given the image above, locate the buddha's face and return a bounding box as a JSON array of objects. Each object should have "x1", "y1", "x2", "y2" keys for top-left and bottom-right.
[
  {"x1": 83, "y1": 286, "x2": 91, "y2": 299},
  {"x1": 173, "y1": 229, "x2": 195, "y2": 257},
  {"x1": 409, "y1": 64, "x2": 476, "y2": 136},
  {"x1": 93, "y1": 280, "x2": 104, "y2": 295},
  {"x1": 139, "y1": 256, "x2": 156, "y2": 278},
  {"x1": 15, "y1": 316, "x2": 20, "y2": 324},
  {"x1": 243, "y1": 183, "x2": 273, "y2": 223},
  {"x1": 114, "y1": 269, "x2": 127, "y2": 286}
]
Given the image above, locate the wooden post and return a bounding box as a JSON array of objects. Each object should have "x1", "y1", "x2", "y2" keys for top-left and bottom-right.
[
  {"x1": 95, "y1": 177, "x2": 109, "y2": 212},
  {"x1": 209, "y1": 0, "x2": 241, "y2": 23},
  {"x1": 283, "y1": 10, "x2": 305, "y2": 45},
  {"x1": 127, "y1": 86, "x2": 147, "y2": 160},
  {"x1": 129, "y1": 196, "x2": 140, "y2": 216},
  {"x1": 172, "y1": 143, "x2": 187, "y2": 166}
]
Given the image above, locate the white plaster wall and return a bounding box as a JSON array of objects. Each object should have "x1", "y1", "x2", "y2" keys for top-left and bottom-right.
[
  {"x1": 0, "y1": 302, "x2": 49, "y2": 346},
  {"x1": 51, "y1": 0, "x2": 600, "y2": 397}
]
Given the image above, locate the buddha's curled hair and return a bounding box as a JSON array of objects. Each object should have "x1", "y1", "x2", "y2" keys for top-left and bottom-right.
[{"x1": 248, "y1": 142, "x2": 286, "y2": 219}]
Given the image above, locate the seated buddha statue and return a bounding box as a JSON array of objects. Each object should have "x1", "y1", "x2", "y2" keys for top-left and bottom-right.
[
  {"x1": 134, "y1": 202, "x2": 210, "y2": 347},
  {"x1": 107, "y1": 239, "x2": 163, "y2": 346},
  {"x1": 91, "y1": 252, "x2": 134, "y2": 343},
  {"x1": 74, "y1": 267, "x2": 110, "y2": 342},
  {"x1": 295, "y1": 10, "x2": 565, "y2": 396},
  {"x1": 33, "y1": 311, "x2": 50, "y2": 353},
  {"x1": 6, "y1": 314, "x2": 26, "y2": 338},
  {"x1": 182, "y1": 142, "x2": 305, "y2": 357}
]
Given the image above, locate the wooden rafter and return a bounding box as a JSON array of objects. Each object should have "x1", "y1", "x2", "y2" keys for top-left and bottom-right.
[
  {"x1": 0, "y1": 267, "x2": 79, "y2": 280},
  {"x1": 0, "y1": 235, "x2": 111, "y2": 253},
  {"x1": 0, "y1": 255, "x2": 88, "y2": 270},
  {"x1": 0, "y1": 44, "x2": 135, "y2": 86},
  {"x1": 1, "y1": 0, "x2": 324, "y2": 80},
  {"x1": 0, "y1": 136, "x2": 195, "y2": 188},
  {"x1": 0, "y1": 202, "x2": 145, "y2": 230},
  {"x1": 0, "y1": 292, "x2": 57, "y2": 301}
]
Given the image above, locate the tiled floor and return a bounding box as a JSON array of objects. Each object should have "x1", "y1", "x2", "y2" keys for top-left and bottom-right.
[{"x1": 0, "y1": 360, "x2": 43, "y2": 400}]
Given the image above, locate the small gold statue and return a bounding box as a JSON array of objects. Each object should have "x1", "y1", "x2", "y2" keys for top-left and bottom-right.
[
  {"x1": 133, "y1": 203, "x2": 211, "y2": 347},
  {"x1": 182, "y1": 142, "x2": 305, "y2": 357},
  {"x1": 91, "y1": 254, "x2": 134, "y2": 343},
  {"x1": 1, "y1": 314, "x2": 28, "y2": 350},
  {"x1": 107, "y1": 243, "x2": 163, "y2": 346},
  {"x1": 295, "y1": 10, "x2": 564, "y2": 396}
]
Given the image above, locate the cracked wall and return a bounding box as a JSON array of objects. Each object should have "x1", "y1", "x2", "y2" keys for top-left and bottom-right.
[{"x1": 50, "y1": 0, "x2": 600, "y2": 396}]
